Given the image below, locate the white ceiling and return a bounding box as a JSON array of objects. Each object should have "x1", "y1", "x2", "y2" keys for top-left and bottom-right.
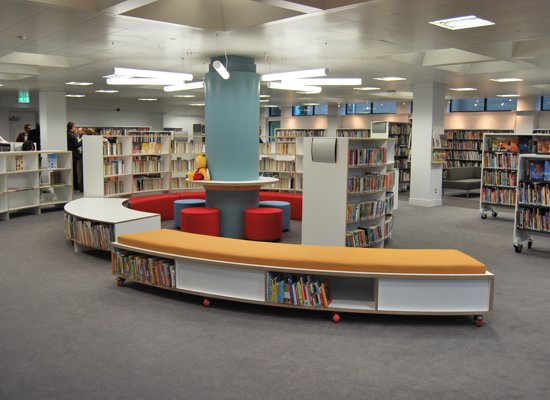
[{"x1": 2, "y1": 0, "x2": 550, "y2": 112}]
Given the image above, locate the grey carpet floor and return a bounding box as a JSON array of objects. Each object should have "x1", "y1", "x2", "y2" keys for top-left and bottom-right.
[{"x1": 1, "y1": 201, "x2": 549, "y2": 400}]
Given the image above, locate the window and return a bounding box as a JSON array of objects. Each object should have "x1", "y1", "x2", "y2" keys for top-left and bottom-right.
[
  {"x1": 292, "y1": 104, "x2": 328, "y2": 116},
  {"x1": 268, "y1": 107, "x2": 282, "y2": 117},
  {"x1": 449, "y1": 98, "x2": 485, "y2": 112},
  {"x1": 346, "y1": 103, "x2": 371, "y2": 114},
  {"x1": 486, "y1": 97, "x2": 517, "y2": 111},
  {"x1": 313, "y1": 104, "x2": 328, "y2": 115},
  {"x1": 372, "y1": 101, "x2": 397, "y2": 114},
  {"x1": 541, "y1": 96, "x2": 550, "y2": 111}
]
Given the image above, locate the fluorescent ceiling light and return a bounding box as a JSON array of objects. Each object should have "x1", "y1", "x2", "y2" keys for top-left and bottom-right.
[
  {"x1": 261, "y1": 68, "x2": 328, "y2": 82},
  {"x1": 296, "y1": 91, "x2": 318, "y2": 94},
  {"x1": 174, "y1": 94, "x2": 196, "y2": 98},
  {"x1": 490, "y1": 78, "x2": 523, "y2": 82},
  {"x1": 163, "y1": 81, "x2": 205, "y2": 92},
  {"x1": 213, "y1": 60, "x2": 230, "y2": 80},
  {"x1": 267, "y1": 81, "x2": 322, "y2": 93},
  {"x1": 137, "y1": 98, "x2": 158, "y2": 101},
  {"x1": 259, "y1": 94, "x2": 271, "y2": 98},
  {"x1": 114, "y1": 67, "x2": 192, "y2": 82},
  {"x1": 108, "y1": 77, "x2": 183, "y2": 85},
  {"x1": 66, "y1": 81, "x2": 93, "y2": 86},
  {"x1": 261, "y1": 104, "x2": 280, "y2": 108},
  {"x1": 302, "y1": 103, "x2": 320, "y2": 106},
  {"x1": 189, "y1": 103, "x2": 205, "y2": 106},
  {"x1": 353, "y1": 87, "x2": 381, "y2": 91},
  {"x1": 450, "y1": 87, "x2": 477, "y2": 91},
  {"x1": 285, "y1": 78, "x2": 361, "y2": 86},
  {"x1": 65, "y1": 94, "x2": 85, "y2": 97},
  {"x1": 496, "y1": 94, "x2": 520, "y2": 97},
  {"x1": 373, "y1": 77, "x2": 406, "y2": 81},
  {"x1": 429, "y1": 15, "x2": 495, "y2": 30},
  {"x1": 95, "y1": 89, "x2": 119, "y2": 93},
  {"x1": 260, "y1": 99, "x2": 270, "y2": 103}
]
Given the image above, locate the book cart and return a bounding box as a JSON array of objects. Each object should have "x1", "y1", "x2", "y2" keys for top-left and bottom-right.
[
  {"x1": 513, "y1": 154, "x2": 550, "y2": 253},
  {"x1": 480, "y1": 133, "x2": 550, "y2": 219}
]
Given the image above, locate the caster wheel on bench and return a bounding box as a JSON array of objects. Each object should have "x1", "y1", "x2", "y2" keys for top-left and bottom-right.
[
  {"x1": 481, "y1": 213, "x2": 487, "y2": 219},
  {"x1": 514, "y1": 244, "x2": 523, "y2": 253},
  {"x1": 474, "y1": 315, "x2": 484, "y2": 328},
  {"x1": 116, "y1": 277, "x2": 125, "y2": 287},
  {"x1": 202, "y1": 298, "x2": 210, "y2": 307},
  {"x1": 332, "y1": 313, "x2": 340, "y2": 323},
  {"x1": 492, "y1": 210, "x2": 498, "y2": 218}
]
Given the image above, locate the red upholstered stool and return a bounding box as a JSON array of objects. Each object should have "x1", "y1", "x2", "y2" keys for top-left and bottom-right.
[
  {"x1": 180, "y1": 207, "x2": 220, "y2": 236},
  {"x1": 244, "y1": 208, "x2": 283, "y2": 241}
]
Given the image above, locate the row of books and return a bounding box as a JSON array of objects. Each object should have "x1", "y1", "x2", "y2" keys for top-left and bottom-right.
[
  {"x1": 395, "y1": 136, "x2": 409, "y2": 145},
  {"x1": 171, "y1": 158, "x2": 196, "y2": 172},
  {"x1": 481, "y1": 187, "x2": 517, "y2": 206},
  {"x1": 173, "y1": 141, "x2": 204, "y2": 155},
  {"x1": 389, "y1": 124, "x2": 410, "y2": 135},
  {"x1": 517, "y1": 208, "x2": 549, "y2": 233},
  {"x1": 267, "y1": 274, "x2": 332, "y2": 307},
  {"x1": 483, "y1": 153, "x2": 519, "y2": 170},
  {"x1": 399, "y1": 170, "x2": 410, "y2": 182},
  {"x1": 259, "y1": 142, "x2": 296, "y2": 156},
  {"x1": 64, "y1": 214, "x2": 114, "y2": 251},
  {"x1": 129, "y1": 132, "x2": 169, "y2": 143},
  {"x1": 489, "y1": 137, "x2": 550, "y2": 153},
  {"x1": 445, "y1": 160, "x2": 480, "y2": 168},
  {"x1": 103, "y1": 141, "x2": 123, "y2": 156},
  {"x1": 446, "y1": 130, "x2": 484, "y2": 140},
  {"x1": 452, "y1": 151, "x2": 482, "y2": 161},
  {"x1": 133, "y1": 158, "x2": 165, "y2": 173},
  {"x1": 259, "y1": 159, "x2": 295, "y2": 172},
  {"x1": 104, "y1": 160, "x2": 125, "y2": 176},
  {"x1": 132, "y1": 141, "x2": 164, "y2": 155},
  {"x1": 337, "y1": 129, "x2": 369, "y2": 138},
  {"x1": 275, "y1": 129, "x2": 325, "y2": 137},
  {"x1": 133, "y1": 176, "x2": 163, "y2": 192},
  {"x1": 265, "y1": 175, "x2": 293, "y2": 189},
  {"x1": 483, "y1": 170, "x2": 517, "y2": 187},
  {"x1": 170, "y1": 177, "x2": 202, "y2": 190},
  {"x1": 527, "y1": 160, "x2": 550, "y2": 182},
  {"x1": 395, "y1": 147, "x2": 410, "y2": 157},
  {"x1": 432, "y1": 150, "x2": 447, "y2": 163},
  {"x1": 346, "y1": 198, "x2": 386, "y2": 223},
  {"x1": 395, "y1": 159, "x2": 409, "y2": 169},
  {"x1": 348, "y1": 148, "x2": 386, "y2": 167},
  {"x1": 345, "y1": 216, "x2": 393, "y2": 247},
  {"x1": 112, "y1": 250, "x2": 176, "y2": 289},
  {"x1": 104, "y1": 178, "x2": 125, "y2": 195},
  {"x1": 347, "y1": 173, "x2": 390, "y2": 194},
  {"x1": 451, "y1": 141, "x2": 480, "y2": 150},
  {"x1": 518, "y1": 182, "x2": 550, "y2": 206}
]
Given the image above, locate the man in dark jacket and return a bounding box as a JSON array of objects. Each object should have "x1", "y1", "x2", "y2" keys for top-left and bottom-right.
[{"x1": 67, "y1": 121, "x2": 82, "y2": 190}]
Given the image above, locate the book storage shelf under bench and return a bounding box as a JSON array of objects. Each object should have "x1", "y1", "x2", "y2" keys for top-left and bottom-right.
[{"x1": 112, "y1": 229, "x2": 494, "y2": 326}]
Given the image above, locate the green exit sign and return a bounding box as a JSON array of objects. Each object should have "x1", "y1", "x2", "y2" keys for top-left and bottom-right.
[{"x1": 18, "y1": 89, "x2": 30, "y2": 104}]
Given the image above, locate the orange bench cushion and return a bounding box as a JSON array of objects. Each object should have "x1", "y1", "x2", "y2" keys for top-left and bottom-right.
[{"x1": 117, "y1": 229, "x2": 487, "y2": 275}]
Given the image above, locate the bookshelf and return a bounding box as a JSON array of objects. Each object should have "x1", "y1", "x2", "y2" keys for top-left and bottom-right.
[
  {"x1": 83, "y1": 131, "x2": 172, "y2": 197},
  {"x1": 64, "y1": 197, "x2": 160, "y2": 253},
  {"x1": 77, "y1": 125, "x2": 150, "y2": 136},
  {"x1": 336, "y1": 129, "x2": 370, "y2": 138},
  {"x1": 480, "y1": 133, "x2": 550, "y2": 219},
  {"x1": 259, "y1": 128, "x2": 325, "y2": 193},
  {"x1": 171, "y1": 132, "x2": 205, "y2": 191},
  {"x1": 0, "y1": 151, "x2": 73, "y2": 221},
  {"x1": 513, "y1": 154, "x2": 550, "y2": 252},
  {"x1": 302, "y1": 137, "x2": 396, "y2": 248}
]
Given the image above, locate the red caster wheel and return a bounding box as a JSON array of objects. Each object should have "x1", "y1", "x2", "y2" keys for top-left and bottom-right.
[
  {"x1": 332, "y1": 313, "x2": 340, "y2": 323},
  {"x1": 202, "y1": 298, "x2": 210, "y2": 307},
  {"x1": 474, "y1": 315, "x2": 484, "y2": 327},
  {"x1": 116, "y1": 277, "x2": 125, "y2": 287}
]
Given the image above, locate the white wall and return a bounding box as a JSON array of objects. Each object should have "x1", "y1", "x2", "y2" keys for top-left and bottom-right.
[
  {"x1": 444, "y1": 112, "x2": 516, "y2": 131},
  {"x1": 67, "y1": 109, "x2": 164, "y2": 131},
  {"x1": 163, "y1": 114, "x2": 205, "y2": 134},
  {"x1": 8, "y1": 111, "x2": 37, "y2": 141}
]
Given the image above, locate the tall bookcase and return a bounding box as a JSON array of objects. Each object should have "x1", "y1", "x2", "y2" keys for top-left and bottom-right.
[
  {"x1": 0, "y1": 150, "x2": 72, "y2": 221},
  {"x1": 170, "y1": 132, "x2": 204, "y2": 191},
  {"x1": 302, "y1": 137, "x2": 396, "y2": 248},
  {"x1": 77, "y1": 126, "x2": 150, "y2": 136},
  {"x1": 259, "y1": 128, "x2": 325, "y2": 192},
  {"x1": 83, "y1": 131, "x2": 172, "y2": 197},
  {"x1": 336, "y1": 129, "x2": 370, "y2": 138}
]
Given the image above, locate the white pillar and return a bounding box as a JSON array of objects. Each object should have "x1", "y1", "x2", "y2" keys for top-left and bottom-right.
[
  {"x1": 516, "y1": 97, "x2": 538, "y2": 133},
  {"x1": 39, "y1": 89, "x2": 67, "y2": 150},
  {"x1": 327, "y1": 103, "x2": 339, "y2": 136},
  {"x1": 409, "y1": 83, "x2": 445, "y2": 207}
]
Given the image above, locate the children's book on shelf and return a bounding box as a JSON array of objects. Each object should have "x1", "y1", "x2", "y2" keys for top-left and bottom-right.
[
  {"x1": 537, "y1": 138, "x2": 550, "y2": 154},
  {"x1": 15, "y1": 155, "x2": 24, "y2": 171},
  {"x1": 47, "y1": 153, "x2": 57, "y2": 169},
  {"x1": 518, "y1": 136, "x2": 533, "y2": 153},
  {"x1": 492, "y1": 138, "x2": 518, "y2": 152},
  {"x1": 529, "y1": 161, "x2": 544, "y2": 182},
  {"x1": 545, "y1": 161, "x2": 550, "y2": 181}
]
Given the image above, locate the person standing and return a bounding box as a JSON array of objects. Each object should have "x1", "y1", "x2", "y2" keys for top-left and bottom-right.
[
  {"x1": 67, "y1": 121, "x2": 82, "y2": 190},
  {"x1": 28, "y1": 122, "x2": 41, "y2": 150},
  {"x1": 15, "y1": 124, "x2": 32, "y2": 142}
]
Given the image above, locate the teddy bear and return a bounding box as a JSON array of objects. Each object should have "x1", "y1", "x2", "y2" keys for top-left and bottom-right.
[{"x1": 187, "y1": 153, "x2": 210, "y2": 181}]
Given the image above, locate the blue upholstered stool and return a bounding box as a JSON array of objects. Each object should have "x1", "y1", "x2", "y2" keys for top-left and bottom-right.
[
  {"x1": 259, "y1": 200, "x2": 290, "y2": 231},
  {"x1": 174, "y1": 199, "x2": 206, "y2": 229}
]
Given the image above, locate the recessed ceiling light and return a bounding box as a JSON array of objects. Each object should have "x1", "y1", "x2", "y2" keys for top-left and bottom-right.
[
  {"x1": 163, "y1": 81, "x2": 205, "y2": 92},
  {"x1": 490, "y1": 78, "x2": 523, "y2": 83},
  {"x1": 174, "y1": 94, "x2": 196, "y2": 98},
  {"x1": 429, "y1": 15, "x2": 495, "y2": 30},
  {"x1": 95, "y1": 89, "x2": 119, "y2": 93},
  {"x1": 66, "y1": 81, "x2": 93, "y2": 86},
  {"x1": 496, "y1": 94, "x2": 520, "y2": 97},
  {"x1": 260, "y1": 99, "x2": 270, "y2": 103},
  {"x1": 373, "y1": 77, "x2": 406, "y2": 81},
  {"x1": 0, "y1": 84, "x2": 3, "y2": 87},
  {"x1": 450, "y1": 87, "x2": 477, "y2": 91},
  {"x1": 259, "y1": 94, "x2": 271, "y2": 98},
  {"x1": 189, "y1": 103, "x2": 205, "y2": 106},
  {"x1": 65, "y1": 94, "x2": 85, "y2": 97},
  {"x1": 137, "y1": 98, "x2": 158, "y2": 101},
  {"x1": 353, "y1": 87, "x2": 381, "y2": 91}
]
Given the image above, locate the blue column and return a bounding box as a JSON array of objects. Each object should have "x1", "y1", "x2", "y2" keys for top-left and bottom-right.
[
  {"x1": 205, "y1": 55, "x2": 259, "y2": 180},
  {"x1": 204, "y1": 56, "x2": 261, "y2": 238}
]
